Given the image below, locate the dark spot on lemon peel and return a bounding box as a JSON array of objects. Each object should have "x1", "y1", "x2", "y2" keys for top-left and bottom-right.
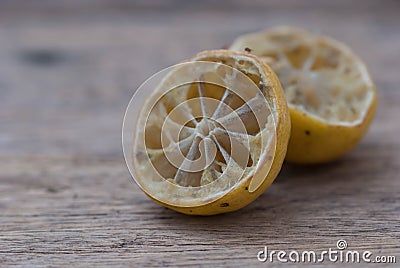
[
  {"x1": 305, "y1": 130, "x2": 311, "y2": 135},
  {"x1": 245, "y1": 187, "x2": 249, "y2": 190},
  {"x1": 220, "y1": 203, "x2": 229, "y2": 207}
]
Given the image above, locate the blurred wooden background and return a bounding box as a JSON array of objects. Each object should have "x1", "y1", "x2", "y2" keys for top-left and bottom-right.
[{"x1": 0, "y1": 0, "x2": 399, "y2": 266}]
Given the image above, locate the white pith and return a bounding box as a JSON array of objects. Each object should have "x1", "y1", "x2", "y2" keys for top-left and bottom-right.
[
  {"x1": 230, "y1": 27, "x2": 374, "y2": 126},
  {"x1": 132, "y1": 54, "x2": 277, "y2": 206}
]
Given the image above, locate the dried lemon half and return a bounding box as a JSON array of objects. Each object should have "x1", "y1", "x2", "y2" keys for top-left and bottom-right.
[
  {"x1": 123, "y1": 50, "x2": 290, "y2": 215},
  {"x1": 230, "y1": 27, "x2": 377, "y2": 164}
]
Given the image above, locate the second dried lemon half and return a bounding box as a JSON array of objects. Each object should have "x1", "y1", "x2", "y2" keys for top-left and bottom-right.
[
  {"x1": 124, "y1": 50, "x2": 290, "y2": 215},
  {"x1": 230, "y1": 27, "x2": 377, "y2": 164}
]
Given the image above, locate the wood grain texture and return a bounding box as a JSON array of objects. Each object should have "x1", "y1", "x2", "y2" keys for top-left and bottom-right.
[{"x1": 0, "y1": 1, "x2": 399, "y2": 266}]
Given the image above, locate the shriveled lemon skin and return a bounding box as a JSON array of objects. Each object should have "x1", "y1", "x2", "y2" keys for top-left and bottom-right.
[
  {"x1": 286, "y1": 93, "x2": 376, "y2": 164},
  {"x1": 229, "y1": 27, "x2": 377, "y2": 164},
  {"x1": 149, "y1": 120, "x2": 289, "y2": 215},
  {"x1": 149, "y1": 110, "x2": 290, "y2": 215},
  {"x1": 147, "y1": 50, "x2": 291, "y2": 215}
]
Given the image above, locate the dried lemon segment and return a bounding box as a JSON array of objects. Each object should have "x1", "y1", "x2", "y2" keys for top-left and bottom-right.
[
  {"x1": 123, "y1": 50, "x2": 290, "y2": 215},
  {"x1": 230, "y1": 27, "x2": 377, "y2": 163}
]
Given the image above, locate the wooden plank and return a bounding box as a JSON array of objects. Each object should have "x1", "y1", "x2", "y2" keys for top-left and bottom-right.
[{"x1": 0, "y1": 1, "x2": 399, "y2": 266}]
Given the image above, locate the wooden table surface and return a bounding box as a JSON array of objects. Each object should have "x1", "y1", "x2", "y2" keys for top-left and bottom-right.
[{"x1": 0, "y1": 1, "x2": 399, "y2": 266}]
